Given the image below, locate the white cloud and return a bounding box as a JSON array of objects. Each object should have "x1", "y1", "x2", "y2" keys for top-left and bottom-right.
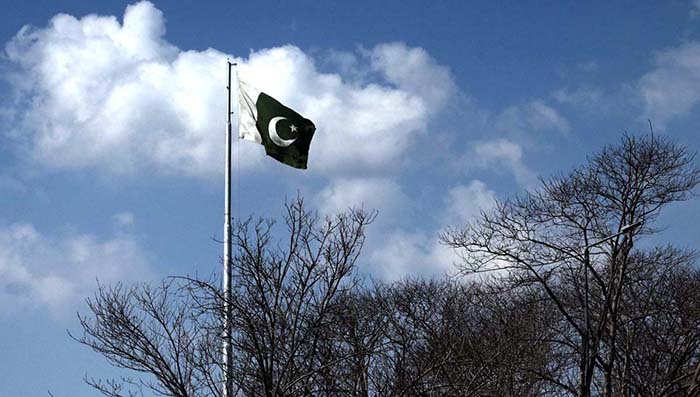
[
  {"x1": 638, "y1": 41, "x2": 700, "y2": 129},
  {"x1": 0, "y1": 220, "x2": 154, "y2": 316},
  {"x1": 466, "y1": 139, "x2": 537, "y2": 187},
  {"x1": 368, "y1": 42, "x2": 455, "y2": 112},
  {"x1": 369, "y1": 230, "x2": 456, "y2": 282},
  {"x1": 315, "y1": 177, "x2": 406, "y2": 219},
  {"x1": 495, "y1": 100, "x2": 571, "y2": 137},
  {"x1": 368, "y1": 180, "x2": 496, "y2": 281},
  {"x1": 441, "y1": 98, "x2": 567, "y2": 189},
  {"x1": 4, "y1": 2, "x2": 455, "y2": 178},
  {"x1": 453, "y1": 100, "x2": 568, "y2": 187},
  {"x1": 443, "y1": 180, "x2": 497, "y2": 226}
]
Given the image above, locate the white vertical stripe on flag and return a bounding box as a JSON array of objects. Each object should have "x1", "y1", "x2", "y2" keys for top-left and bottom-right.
[{"x1": 238, "y1": 79, "x2": 263, "y2": 144}]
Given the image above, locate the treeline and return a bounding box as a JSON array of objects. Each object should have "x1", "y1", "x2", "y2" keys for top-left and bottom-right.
[{"x1": 74, "y1": 134, "x2": 700, "y2": 397}]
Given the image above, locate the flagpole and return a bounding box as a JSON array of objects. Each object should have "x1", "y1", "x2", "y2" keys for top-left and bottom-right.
[{"x1": 223, "y1": 59, "x2": 235, "y2": 397}]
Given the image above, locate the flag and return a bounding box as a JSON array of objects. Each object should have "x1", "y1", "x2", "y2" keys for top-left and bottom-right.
[{"x1": 238, "y1": 80, "x2": 316, "y2": 169}]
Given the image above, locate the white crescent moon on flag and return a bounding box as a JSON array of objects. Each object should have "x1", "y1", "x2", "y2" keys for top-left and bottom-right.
[{"x1": 268, "y1": 116, "x2": 297, "y2": 147}]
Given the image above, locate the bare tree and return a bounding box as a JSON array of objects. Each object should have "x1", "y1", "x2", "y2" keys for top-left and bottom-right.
[
  {"x1": 363, "y1": 278, "x2": 561, "y2": 396},
  {"x1": 223, "y1": 197, "x2": 375, "y2": 396},
  {"x1": 74, "y1": 198, "x2": 375, "y2": 397},
  {"x1": 441, "y1": 133, "x2": 700, "y2": 396},
  {"x1": 74, "y1": 135, "x2": 700, "y2": 397},
  {"x1": 609, "y1": 247, "x2": 700, "y2": 396},
  {"x1": 72, "y1": 279, "x2": 221, "y2": 397},
  {"x1": 318, "y1": 286, "x2": 389, "y2": 395}
]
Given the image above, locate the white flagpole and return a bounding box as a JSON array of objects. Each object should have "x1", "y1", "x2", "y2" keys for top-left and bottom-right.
[{"x1": 223, "y1": 59, "x2": 235, "y2": 397}]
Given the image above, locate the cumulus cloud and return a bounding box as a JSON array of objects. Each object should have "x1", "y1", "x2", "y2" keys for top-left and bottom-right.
[
  {"x1": 315, "y1": 177, "x2": 406, "y2": 220},
  {"x1": 494, "y1": 100, "x2": 571, "y2": 137},
  {"x1": 464, "y1": 138, "x2": 536, "y2": 187},
  {"x1": 442, "y1": 180, "x2": 497, "y2": 226},
  {"x1": 368, "y1": 180, "x2": 496, "y2": 281},
  {"x1": 0, "y1": 219, "x2": 154, "y2": 316},
  {"x1": 449, "y1": 100, "x2": 567, "y2": 187},
  {"x1": 369, "y1": 230, "x2": 455, "y2": 281},
  {"x1": 638, "y1": 41, "x2": 700, "y2": 129},
  {"x1": 4, "y1": 1, "x2": 455, "y2": 178},
  {"x1": 367, "y1": 42, "x2": 455, "y2": 112}
]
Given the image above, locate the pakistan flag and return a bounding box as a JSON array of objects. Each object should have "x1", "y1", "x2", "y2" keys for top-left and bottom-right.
[{"x1": 238, "y1": 80, "x2": 316, "y2": 169}]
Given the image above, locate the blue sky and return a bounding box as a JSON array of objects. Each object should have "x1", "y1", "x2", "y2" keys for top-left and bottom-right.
[{"x1": 1, "y1": 1, "x2": 700, "y2": 395}]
